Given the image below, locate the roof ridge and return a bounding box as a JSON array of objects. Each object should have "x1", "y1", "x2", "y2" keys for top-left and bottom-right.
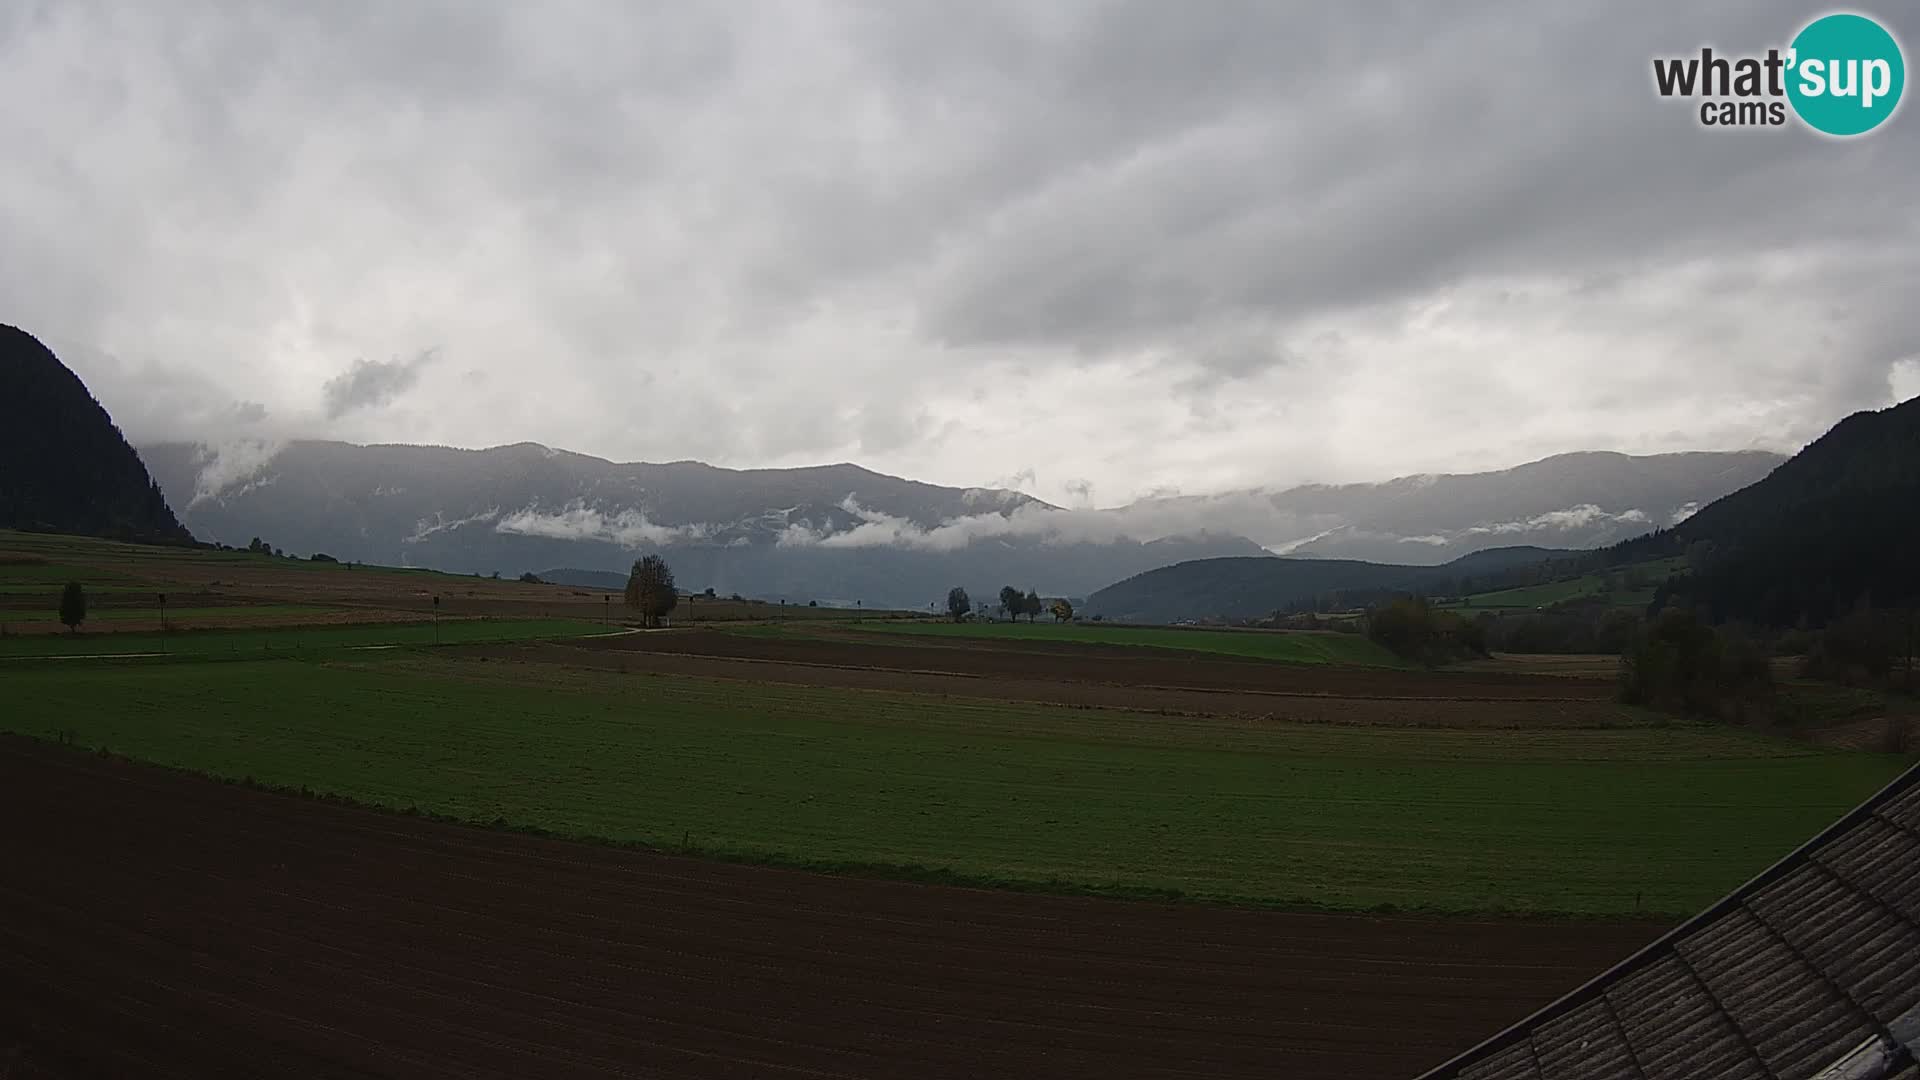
[{"x1": 1415, "y1": 760, "x2": 1920, "y2": 1080}]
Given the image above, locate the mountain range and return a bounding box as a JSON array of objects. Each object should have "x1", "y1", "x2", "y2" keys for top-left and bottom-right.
[
  {"x1": 137, "y1": 436, "x2": 1779, "y2": 610},
  {"x1": 1081, "y1": 546, "x2": 1573, "y2": 623},
  {"x1": 1089, "y1": 394, "x2": 1920, "y2": 626},
  {"x1": 1133, "y1": 450, "x2": 1781, "y2": 564},
  {"x1": 0, "y1": 321, "x2": 1797, "y2": 610}
]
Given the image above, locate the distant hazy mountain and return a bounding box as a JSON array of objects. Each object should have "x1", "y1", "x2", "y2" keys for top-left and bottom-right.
[
  {"x1": 535, "y1": 568, "x2": 629, "y2": 591},
  {"x1": 1082, "y1": 546, "x2": 1569, "y2": 623},
  {"x1": 139, "y1": 437, "x2": 1779, "y2": 610},
  {"x1": 139, "y1": 439, "x2": 1265, "y2": 608},
  {"x1": 1, "y1": 325, "x2": 191, "y2": 543},
  {"x1": 1113, "y1": 450, "x2": 1783, "y2": 565}
]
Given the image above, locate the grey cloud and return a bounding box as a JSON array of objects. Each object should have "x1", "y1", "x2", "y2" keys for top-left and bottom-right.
[
  {"x1": 2, "y1": 1, "x2": 1915, "y2": 504},
  {"x1": 322, "y1": 351, "x2": 437, "y2": 420},
  {"x1": 989, "y1": 468, "x2": 1039, "y2": 494},
  {"x1": 185, "y1": 438, "x2": 287, "y2": 506},
  {"x1": 775, "y1": 496, "x2": 1144, "y2": 553},
  {"x1": 494, "y1": 502, "x2": 713, "y2": 547},
  {"x1": 405, "y1": 507, "x2": 503, "y2": 545}
]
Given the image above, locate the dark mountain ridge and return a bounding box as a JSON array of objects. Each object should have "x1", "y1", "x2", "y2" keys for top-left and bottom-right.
[
  {"x1": 1624, "y1": 395, "x2": 1920, "y2": 626},
  {"x1": 0, "y1": 324, "x2": 191, "y2": 543},
  {"x1": 1082, "y1": 546, "x2": 1570, "y2": 623}
]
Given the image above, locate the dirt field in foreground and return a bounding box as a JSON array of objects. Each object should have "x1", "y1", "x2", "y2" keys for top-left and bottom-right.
[
  {"x1": 0, "y1": 738, "x2": 1664, "y2": 1080},
  {"x1": 568, "y1": 628, "x2": 1618, "y2": 701}
]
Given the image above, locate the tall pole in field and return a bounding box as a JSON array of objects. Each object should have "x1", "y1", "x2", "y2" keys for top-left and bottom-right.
[
  {"x1": 158, "y1": 592, "x2": 167, "y2": 655},
  {"x1": 604, "y1": 594, "x2": 610, "y2": 627},
  {"x1": 433, "y1": 595, "x2": 440, "y2": 645},
  {"x1": 1896, "y1": 599, "x2": 1912, "y2": 691}
]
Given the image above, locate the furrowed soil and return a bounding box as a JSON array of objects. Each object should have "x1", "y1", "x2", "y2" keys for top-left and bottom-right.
[
  {"x1": 0, "y1": 737, "x2": 1666, "y2": 1080},
  {"x1": 562, "y1": 627, "x2": 1621, "y2": 701},
  {"x1": 489, "y1": 639, "x2": 1637, "y2": 728}
]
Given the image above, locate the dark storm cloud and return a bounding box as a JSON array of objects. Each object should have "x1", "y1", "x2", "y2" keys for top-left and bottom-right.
[
  {"x1": 1, "y1": 0, "x2": 1914, "y2": 507},
  {"x1": 322, "y1": 351, "x2": 437, "y2": 419}
]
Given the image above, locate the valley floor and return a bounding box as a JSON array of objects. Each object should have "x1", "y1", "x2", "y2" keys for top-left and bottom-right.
[
  {"x1": 0, "y1": 737, "x2": 1666, "y2": 1080},
  {"x1": 6, "y1": 531, "x2": 1913, "y2": 1077}
]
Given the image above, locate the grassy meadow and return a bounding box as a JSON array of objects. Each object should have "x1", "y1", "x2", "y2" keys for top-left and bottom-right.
[{"x1": 3, "y1": 648, "x2": 1904, "y2": 916}]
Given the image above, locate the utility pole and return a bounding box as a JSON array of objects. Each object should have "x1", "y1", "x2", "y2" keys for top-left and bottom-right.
[
  {"x1": 432, "y1": 595, "x2": 440, "y2": 645},
  {"x1": 1906, "y1": 603, "x2": 1915, "y2": 695},
  {"x1": 604, "y1": 594, "x2": 610, "y2": 627}
]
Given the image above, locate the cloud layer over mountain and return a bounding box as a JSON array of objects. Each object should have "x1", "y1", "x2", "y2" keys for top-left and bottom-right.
[{"x1": 4, "y1": 2, "x2": 1913, "y2": 510}]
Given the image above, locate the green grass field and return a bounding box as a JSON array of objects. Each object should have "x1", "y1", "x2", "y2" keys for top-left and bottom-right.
[
  {"x1": 0, "y1": 618, "x2": 610, "y2": 658},
  {"x1": 0, "y1": 562, "x2": 143, "y2": 586},
  {"x1": 853, "y1": 620, "x2": 1407, "y2": 666},
  {"x1": 4, "y1": 651, "x2": 1904, "y2": 916},
  {"x1": 1438, "y1": 578, "x2": 1655, "y2": 611},
  {"x1": 1436, "y1": 557, "x2": 1688, "y2": 612}
]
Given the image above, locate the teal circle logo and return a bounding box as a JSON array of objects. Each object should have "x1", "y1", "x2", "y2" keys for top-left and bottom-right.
[{"x1": 1786, "y1": 13, "x2": 1905, "y2": 136}]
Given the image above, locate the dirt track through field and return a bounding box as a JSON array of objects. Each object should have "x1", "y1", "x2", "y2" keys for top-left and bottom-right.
[{"x1": 0, "y1": 738, "x2": 1664, "y2": 1079}]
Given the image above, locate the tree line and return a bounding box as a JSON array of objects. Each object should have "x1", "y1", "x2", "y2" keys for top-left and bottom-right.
[{"x1": 943, "y1": 586, "x2": 1072, "y2": 623}]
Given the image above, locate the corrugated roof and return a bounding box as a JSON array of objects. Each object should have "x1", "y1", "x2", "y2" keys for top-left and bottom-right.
[{"x1": 1418, "y1": 762, "x2": 1920, "y2": 1080}]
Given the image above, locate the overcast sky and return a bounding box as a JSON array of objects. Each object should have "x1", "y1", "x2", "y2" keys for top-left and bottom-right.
[{"x1": 4, "y1": 0, "x2": 1916, "y2": 509}]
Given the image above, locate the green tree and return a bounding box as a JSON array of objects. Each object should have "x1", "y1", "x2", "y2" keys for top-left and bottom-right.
[
  {"x1": 1049, "y1": 597, "x2": 1073, "y2": 623},
  {"x1": 1024, "y1": 589, "x2": 1043, "y2": 623},
  {"x1": 624, "y1": 555, "x2": 679, "y2": 628},
  {"x1": 998, "y1": 585, "x2": 1021, "y2": 622},
  {"x1": 946, "y1": 587, "x2": 971, "y2": 622},
  {"x1": 58, "y1": 580, "x2": 86, "y2": 633}
]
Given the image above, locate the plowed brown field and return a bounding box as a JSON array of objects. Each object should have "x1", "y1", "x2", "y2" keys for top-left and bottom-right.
[
  {"x1": 0, "y1": 737, "x2": 1664, "y2": 1079},
  {"x1": 568, "y1": 628, "x2": 1619, "y2": 699}
]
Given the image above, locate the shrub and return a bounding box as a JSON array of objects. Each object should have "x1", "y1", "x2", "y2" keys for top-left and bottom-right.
[
  {"x1": 1803, "y1": 607, "x2": 1897, "y2": 685},
  {"x1": 1879, "y1": 717, "x2": 1913, "y2": 755},
  {"x1": 1364, "y1": 597, "x2": 1487, "y2": 665},
  {"x1": 1620, "y1": 609, "x2": 1772, "y2": 721}
]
